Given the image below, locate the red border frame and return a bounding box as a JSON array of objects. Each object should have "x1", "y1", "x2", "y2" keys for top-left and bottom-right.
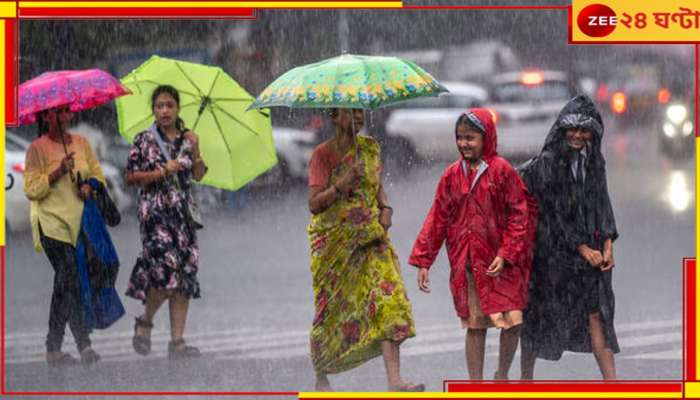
[{"x1": 2, "y1": 2, "x2": 696, "y2": 397}]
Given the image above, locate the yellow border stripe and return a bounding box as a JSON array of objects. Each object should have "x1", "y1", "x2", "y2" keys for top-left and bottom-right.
[
  {"x1": 0, "y1": 2, "x2": 15, "y2": 17},
  {"x1": 0, "y1": 19, "x2": 5, "y2": 247},
  {"x1": 19, "y1": 1, "x2": 402, "y2": 8},
  {"x1": 687, "y1": 382, "x2": 700, "y2": 398},
  {"x1": 299, "y1": 392, "x2": 682, "y2": 399}
]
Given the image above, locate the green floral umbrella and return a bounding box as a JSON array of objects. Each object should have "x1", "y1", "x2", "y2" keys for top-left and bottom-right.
[
  {"x1": 249, "y1": 54, "x2": 448, "y2": 110},
  {"x1": 116, "y1": 55, "x2": 275, "y2": 191}
]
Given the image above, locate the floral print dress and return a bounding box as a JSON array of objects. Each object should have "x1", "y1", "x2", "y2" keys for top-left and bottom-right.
[
  {"x1": 125, "y1": 127, "x2": 200, "y2": 303},
  {"x1": 308, "y1": 135, "x2": 415, "y2": 375}
]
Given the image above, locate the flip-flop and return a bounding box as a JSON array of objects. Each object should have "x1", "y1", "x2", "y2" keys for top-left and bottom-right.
[
  {"x1": 390, "y1": 383, "x2": 426, "y2": 392},
  {"x1": 47, "y1": 352, "x2": 79, "y2": 367}
]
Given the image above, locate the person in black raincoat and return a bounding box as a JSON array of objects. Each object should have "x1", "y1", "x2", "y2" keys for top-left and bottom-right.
[{"x1": 518, "y1": 95, "x2": 619, "y2": 379}]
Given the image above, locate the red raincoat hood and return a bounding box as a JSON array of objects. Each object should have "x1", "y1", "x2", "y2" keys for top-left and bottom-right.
[{"x1": 461, "y1": 108, "x2": 498, "y2": 162}]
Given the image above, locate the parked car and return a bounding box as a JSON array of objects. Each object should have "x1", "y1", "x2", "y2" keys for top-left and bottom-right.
[
  {"x1": 6, "y1": 128, "x2": 133, "y2": 234},
  {"x1": 487, "y1": 69, "x2": 577, "y2": 159},
  {"x1": 6, "y1": 131, "x2": 31, "y2": 233},
  {"x1": 251, "y1": 126, "x2": 317, "y2": 187},
  {"x1": 384, "y1": 81, "x2": 489, "y2": 162}
]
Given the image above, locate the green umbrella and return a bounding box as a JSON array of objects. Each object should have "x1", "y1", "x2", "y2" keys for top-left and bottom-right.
[
  {"x1": 249, "y1": 54, "x2": 448, "y2": 110},
  {"x1": 116, "y1": 55, "x2": 276, "y2": 191}
]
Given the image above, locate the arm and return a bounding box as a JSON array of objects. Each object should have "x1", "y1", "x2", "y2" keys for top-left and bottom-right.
[
  {"x1": 308, "y1": 184, "x2": 341, "y2": 214},
  {"x1": 125, "y1": 168, "x2": 168, "y2": 187},
  {"x1": 124, "y1": 135, "x2": 174, "y2": 187},
  {"x1": 83, "y1": 137, "x2": 106, "y2": 184},
  {"x1": 377, "y1": 182, "x2": 393, "y2": 230},
  {"x1": 185, "y1": 131, "x2": 207, "y2": 182},
  {"x1": 408, "y1": 172, "x2": 453, "y2": 270},
  {"x1": 496, "y1": 167, "x2": 529, "y2": 266},
  {"x1": 24, "y1": 144, "x2": 66, "y2": 201}
]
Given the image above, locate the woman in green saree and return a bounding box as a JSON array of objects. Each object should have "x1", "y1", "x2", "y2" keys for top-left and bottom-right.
[{"x1": 307, "y1": 108, "x2": 422, "y2": 392}]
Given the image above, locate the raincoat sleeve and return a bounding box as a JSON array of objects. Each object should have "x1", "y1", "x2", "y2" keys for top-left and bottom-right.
[
  {"x1": 23, "y1": 143, "x2": 51, "y2": 201},
  {"x1": 408, "y1": 170, "x2": 453, "y2": 269},
  {"x1": 598, "y1": 169, "x2": 619, "y2": 242},
  {"x1": 496, "y1": 166, "x2": 529, "y2": 266},
  {"x1": 523, "y1": 155, "x2": 586, "y2": 253},
  {"x1": 83, "y1": 137, "x2": 106, "y2": 184}
]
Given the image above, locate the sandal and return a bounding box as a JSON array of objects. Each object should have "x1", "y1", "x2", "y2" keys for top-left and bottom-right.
[
  {"x1": 168, "y1": 338, "x2": 201, "y2": 360},
  {"x1": 79, "y1": 347, "x2": 100, "y2": 365},
  {"x1": 132, "y1": 316, "x2": 153, "y2": 356},
  {"x1": 389, "y1": 382, "x2": 426, "y2": 392},
  {"x1": 46, "y1": 352, "x2": 79, "y2": 367}
]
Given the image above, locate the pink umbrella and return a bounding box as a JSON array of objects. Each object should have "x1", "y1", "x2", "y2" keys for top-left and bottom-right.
[{"x1": 19, "y1": 68, "x2": 131, "y2": 125}]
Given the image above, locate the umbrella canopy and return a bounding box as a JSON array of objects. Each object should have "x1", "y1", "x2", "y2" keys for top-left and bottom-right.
[
  {"x1": 19, "y1": 69, "x2": 131, "y2": 125},
  {"x1": 116, "y1": 55, "x2": 276, "y2": 191},
  {"x1": 249, "y1": 54, "x2": 448, "y2": 110}
]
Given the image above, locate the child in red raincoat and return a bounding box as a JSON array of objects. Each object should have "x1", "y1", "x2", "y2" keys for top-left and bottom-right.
[{"x1": 408, "y1": 108, "x2": 536, "y2": 380}]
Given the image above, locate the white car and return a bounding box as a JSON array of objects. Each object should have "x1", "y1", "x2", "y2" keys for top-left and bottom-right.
[
  {"x1": 5, "y1": 132, "x2": 31, "y2": 233},
  {"x1": 487, "y1": 70, "x2": 575, "y2": 158},
  {"x1": 252, "y1": 126, "x2": 316, "y2": 186},
  {"x1": 5, "y1": 129, "x2": 132, "y2": 234},
  {"x1": 385, "y1": 81, "x2": 489, "y2": 161}
]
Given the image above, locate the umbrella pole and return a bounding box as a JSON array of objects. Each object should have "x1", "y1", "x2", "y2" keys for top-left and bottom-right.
[{"x1": 58, "y1": 118, "x2": 75, "y2": 182}]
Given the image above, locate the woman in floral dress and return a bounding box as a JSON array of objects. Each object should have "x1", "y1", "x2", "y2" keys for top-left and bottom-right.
[
  {"x1": 307, "y1": 108, "x2": 422, "y2": 392},
  {"x1": 125, "y1": 85, "x2": 207, "y2": 360}
]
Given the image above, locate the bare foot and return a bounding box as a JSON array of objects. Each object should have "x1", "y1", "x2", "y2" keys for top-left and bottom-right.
[
  {"x1": 315, "y1": 374, "x2": 332, "y2": 392},
  {"x1": 389, "y1": 381, "x2": 426, "y2": 392},
  {"x1": 494, "y1": 371, "x2": 509, "y2": 381}
]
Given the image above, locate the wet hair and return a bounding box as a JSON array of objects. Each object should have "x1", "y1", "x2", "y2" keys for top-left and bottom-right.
[
  {"x1": 151, "y1": 84, "x2": 186, "y2": 132},
  {"x1": 36, "y1": 111, "x2": 49, "y2": 137},
  {"x1": 454, "y1": 113, "x2": 484, "y2": 137}
]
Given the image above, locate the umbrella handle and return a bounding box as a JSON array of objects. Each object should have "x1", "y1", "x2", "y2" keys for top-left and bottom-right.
[{"x1": 58, "y1": 125, "x2": 76, "y2": 182}]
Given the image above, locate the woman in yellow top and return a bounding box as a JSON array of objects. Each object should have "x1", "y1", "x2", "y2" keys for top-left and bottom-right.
[
  {"x1": 307, "y1": 108, "x2": 422, "y2": 392},
  {"x1": 24, "y1": 105, "x2": 105, "y2": 366}
]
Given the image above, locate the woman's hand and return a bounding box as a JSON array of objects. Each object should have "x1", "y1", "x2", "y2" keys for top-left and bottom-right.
[
  {"x1": 601, "y1": 241, "x2": 615, "y2": 271},
  {"x1": 486, "y1": 256, "x2": 505, "y2": 277},
  {"x1": 417, "y1": 268, "x2": 431, "y2": 293},
  {"x1": 79, "y1": 183, "x2": 92, "y2": 200},
  {"x1": 61, "y1": 152, "x2": 76, "y2": 174},
  {"x1": 164, "y1": 159, "x2": 182, "y2": 175},
  {"x1": 577, "y1": 244, "x2": 604, "y2": 268},
  {"x1": 335, "y1": 158, "x2": 365, "y2": 194},
  {"x1": 379, "y1": 207, "x2": 392, "y2": 231}
]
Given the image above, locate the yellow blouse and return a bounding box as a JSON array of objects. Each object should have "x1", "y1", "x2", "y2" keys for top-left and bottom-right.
[{"x1": 23, "y1": 133, "x2": 105, "y2": 252}]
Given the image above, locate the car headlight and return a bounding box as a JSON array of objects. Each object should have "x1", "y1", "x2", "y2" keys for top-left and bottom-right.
[
  {"x1": 666, "y1": 105, "x2": 688, "y2": 125},
  {"x1": 682, "y1": 121, "x2": 694, "y2": 136},
  {"x1": 663, "y1": 122, "x2": 677, "y2": 138}
]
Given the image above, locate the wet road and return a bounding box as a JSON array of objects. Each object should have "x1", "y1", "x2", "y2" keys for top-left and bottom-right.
[{"x1": 3, "y1": 124, "x2": 693, "y2": 394}]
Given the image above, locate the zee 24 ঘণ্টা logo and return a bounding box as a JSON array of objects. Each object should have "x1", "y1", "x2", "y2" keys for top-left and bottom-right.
[{"x1": 576, "y1": 2, "x2": 700, "y2": 39}]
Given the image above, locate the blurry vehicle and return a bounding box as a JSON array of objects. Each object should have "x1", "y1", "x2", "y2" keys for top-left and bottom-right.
[
  {"x1": 597, "y1": 63, "x2": 663, "y2": 126},
  {"x1": 385, "y1": 40, "x2": 521, "y2": 85},
  {"x1": 595, "y1": 50, "x2": 693, "y2": 129},
  {"x1": 6, "y1": 131, "x2": 31, "y2": 232},
  {"x1": 384, "y1": 81, "x2": 488, "y2": 163},
  {"x1": 252, "y1": 126, "x2": 317, "y2": 187},
  {"x1": 487, "y1": 69, "x2": 577, "y2": 158},
  {"x1": 659, "y1": 102, "x2": 694, "y2": 159}
]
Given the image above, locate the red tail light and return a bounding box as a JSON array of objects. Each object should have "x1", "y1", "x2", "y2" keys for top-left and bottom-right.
[
  {"x1": 657, "y1": 88, "x2": 671, "y2": 104},
  {"x1": 611, "y1": 91, "x2": 627, "y2": 114},
  {"x1": 596, "y1": 84, "x2": 609, "y2": 102},
  {"x1": 12, "y1": 162, "x2": 25, "y2": 173}
]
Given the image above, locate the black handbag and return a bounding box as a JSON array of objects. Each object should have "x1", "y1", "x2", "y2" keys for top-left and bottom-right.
[{"x1": 80, "y1": 173, "x2": 121, "y2": 227}]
